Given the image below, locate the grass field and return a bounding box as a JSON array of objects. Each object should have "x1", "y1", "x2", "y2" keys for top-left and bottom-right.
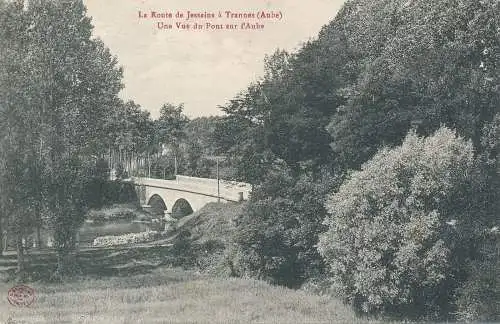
[
  {"x1": 0, "y1": 203, "x2": 379, "y2": 324},
  {"x1": 0, "y1": 266, "x2": 374, "y2": 324}
]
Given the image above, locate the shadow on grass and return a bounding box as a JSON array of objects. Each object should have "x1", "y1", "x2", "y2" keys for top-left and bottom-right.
[
  {"x1": 0, "y1": 253, "x2": 17, "y2": 268},
  {"x1": 1, "y1": 245, "x2": 181, "y2": 283}
]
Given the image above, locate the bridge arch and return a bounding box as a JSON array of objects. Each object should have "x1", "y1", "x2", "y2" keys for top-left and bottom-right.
[
  {"x1": 147, "y1": 194, "x2": 167, "y2": 216},
  {"x1": 171, "y1": 198, "x2": 194, "y2": 219},
  {"x1": 132, "y1": 176, "x2": 252, "y2": 216}
]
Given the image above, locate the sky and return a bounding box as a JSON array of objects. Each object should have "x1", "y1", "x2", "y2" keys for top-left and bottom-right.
[{"x1": 83, "y1": 0, "x2": 346, "y2": 119}]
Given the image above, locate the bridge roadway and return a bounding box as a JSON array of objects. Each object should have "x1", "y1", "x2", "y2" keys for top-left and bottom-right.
[{"x1": 130, "y1": 175, "x2": 252, "y2": 217}]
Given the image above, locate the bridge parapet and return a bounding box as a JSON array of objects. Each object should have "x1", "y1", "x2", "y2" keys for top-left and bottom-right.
[
  {"x1": 131, "y1": 176, "x2": 252, "y2": 202},
  {"x1": 176, "y1": 175, "x2": 252, "y2": 198}
]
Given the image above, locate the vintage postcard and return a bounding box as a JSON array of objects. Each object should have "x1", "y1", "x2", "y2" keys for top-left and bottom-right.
[{"x1": 0, "y1": 0, "x2": 498, "y2": 323}]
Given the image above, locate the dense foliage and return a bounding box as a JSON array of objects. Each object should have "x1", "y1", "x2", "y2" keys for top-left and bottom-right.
[
  {"x1": 0, "y1": 1, "x2": 221, "y2": 275},
  {"x1": 229, "y1": 167, "x2": 336, "y2": 287},
  {"x1": 318, "y1": 128, "x2": 488, "y2": 317},
  {"x1": 215, "y1": 0, "x2": 499, "y2": 320},
  {"x1": 327, "y1": 0, "x2": 500, "y2": 168},
  {"x1": 0, "y1": 0, "x2": 124, "y2": 274}
]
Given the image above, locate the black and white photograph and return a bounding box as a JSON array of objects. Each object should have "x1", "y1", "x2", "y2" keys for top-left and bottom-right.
[{"x1": 0, "y1": 0, "x2": 498, "y2": 322}]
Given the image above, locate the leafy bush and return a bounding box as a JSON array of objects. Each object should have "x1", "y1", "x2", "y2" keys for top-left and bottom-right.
[
  {"x1": 230, "y1": 165, "x2": 336, "y2": 287},
  {"x1": 450, "y1": 114, "x2": 500, "y2": 322},
  {"x1": 454, "y1": 232, "x2": 499, "y2": 322},
  {"x1": 318, "y1": 127, "x2": 484, "y2": 318},
  {"x1": 163, "y1": 202, "x2": 245, "y2": 272},
  {"x1": 300, "y1": 273, "x2": 335, "y2": 297},
  {"x1": 172, "y1": 235, "x2": 226, "y2": 271},
  {"x1": 85, "y1": 179, "x2": 140, "y2": 208},
  {"x1": 86, "y1": 205, "x2": 139, "y2": 223}
]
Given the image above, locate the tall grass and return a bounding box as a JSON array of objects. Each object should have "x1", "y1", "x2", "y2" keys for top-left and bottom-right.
[{"x1": 0, "y1": 267, "x2": 373, "y2": 324}]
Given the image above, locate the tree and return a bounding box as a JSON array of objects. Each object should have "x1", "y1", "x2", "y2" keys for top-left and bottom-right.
[
  {"x1": 0, "y1": 0, "x2": 124, "y2": 276},
  {"x1": 452, "y1": 115, "x2": 500, "y2": 322},
  {"x1": 327, "y1": 0, "x2": 500, "y2": 169},
  {"x1": 156, "y1": 103, "x2": 189, "y2": 176},
  {"x1": 318, "y1": 127, "x2": 493, "y2": 318},
  {"x1": 0, "y1": 0, "x2": 40, "y2": 271},
  {"x1": 103, "y1": 100, "x2": 154, "y2": 176},
  {"x1": 218, "y1": 48, "x2": 337, "y2": 181},
  {"x1": 181, "y1": 116, "x2": 222, "y2": 177},
  {"x1": 230, "y1": 164, "x2": 336, "y2": 287},
  {"x1": 212, "y1": 15, "x2": 353, "y2": 290},
  {"x1": 26, "y1": 0, "x2": 123, "y2": 275}
]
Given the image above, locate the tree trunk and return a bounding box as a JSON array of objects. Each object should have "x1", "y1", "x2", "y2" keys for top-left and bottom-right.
[
  {"x1": 148, "y1": 154, "x2": 151, "y2": 177},
  {"x1": 0, "y1": 221, "x2": 3, "y2": 256},
  {"x1": 56, "y1": 250, "x2": 65, "y2": 277},
  {"x1": 56, "y1": 240, "x2": 70, "y2": 277},
  {"x1": 55, "y1": 230, "x2": 78, "y2": 278},
  {"x1": 123, "y1": 150, "x2": 126, "y2": 172},
  {"x1": 16, "y1": 234, "x2": 24, "y2": 273},
  {"x1": 174, "y1": 153, "x2": 178, "y2": 176},
  {"x1": 75, "y1": 231, "x2": 80, "y2": 253},
  {"x1": 36, "y1": 223, "x2": 42, "y2": 250},
  {"x1": 108, "y1": 145, "x2": 112, "y2": 171}
]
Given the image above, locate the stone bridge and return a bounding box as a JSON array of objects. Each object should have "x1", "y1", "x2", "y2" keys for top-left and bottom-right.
[{"x1": 131, "y1": 175, "x2": 252, "y2": 219}]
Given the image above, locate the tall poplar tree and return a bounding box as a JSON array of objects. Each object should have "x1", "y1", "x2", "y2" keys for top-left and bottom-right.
[{"x1": 0, "y1": 0, "x2": 124, "y2": 275}]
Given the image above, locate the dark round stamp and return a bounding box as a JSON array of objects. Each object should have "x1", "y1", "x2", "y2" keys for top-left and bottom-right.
[{"x1": 7, "y1": 284, "x2": 35, "y2": 307}]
